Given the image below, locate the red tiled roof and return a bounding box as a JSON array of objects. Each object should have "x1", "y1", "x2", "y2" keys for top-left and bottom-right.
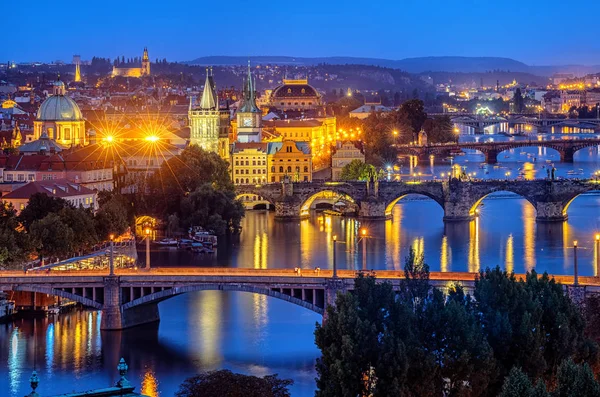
[{"x1": 4, "y1": 179, "x2": 95, "y2": 199}]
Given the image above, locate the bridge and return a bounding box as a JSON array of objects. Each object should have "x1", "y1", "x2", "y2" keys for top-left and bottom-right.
[
  {"x1": 236, "y1": 179, "x2": 600, "y2": 221},
  {"x1": 0, "y1": 268, "x2": 597, "y2": 330},
  {"x1": 395, "y1": 138, "x2": 600, "y2": 164},
  {"x1": 440, "y1": 114, "x2": 600, "y2": 134}
]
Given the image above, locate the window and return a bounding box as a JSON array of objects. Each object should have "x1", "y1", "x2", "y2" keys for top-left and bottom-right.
[
  {"x1": 295, "y1": 166, "x2": 300, "y2": 172},
  {"x1": 6, "y1": 174, "x2": 13, "y2": 181},
  {"x1": 245, "y1": 178, "x2": 249, "y2": 184},
  {"x1": 262, "y1": 160, "x2": 266, "y2": 165},
  {"x1": 271, "y1": 166, "x2": 275, "y2": 172},
  {"x1": 279, "y1": 166, "x2": 283, "y2": 173},
  {"x1": 17, "y1": 174, "x2": 24, "y2": 182},
  {"x1": 287, "y1": 166, "x2": 292, "y2": 173},
  {"x1": 304, "y1": 166, "x2": 309, "y2": 172},
  {"x1": 236, "y1": 178, "x2": 239, "y2": 184},
  {"x1": 246, "y1": 160, "x2": 249, "y2": 166},
  {"x1": 286, "y1": 146, "x2": 292, "y2": 153},
  {"x1": 252, "y1": 169, "x2": 256, "y2": 174},
  {"x1": 235, "y1": 161, "x2": 239, "y2": 166},
  {"x1": 28, "y1": 174, "x2": 34, "y2": 181},
  {"x1": 235, "y1": 169, "x2": 239, "y2": 174},
  {"x1": 304, "y1": 176, "x2": 309, "y2": 181},
  {"x1": 271, "y1": 176, "x2": 275, "y2": 182},
  {"x1": 252, "y1": 161, "x2": 256, "y2": 166}
]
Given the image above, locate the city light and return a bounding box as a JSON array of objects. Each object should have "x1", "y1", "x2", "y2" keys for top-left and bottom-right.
[
  {"x1": 105, "y1": 135, "x2": 114, "y2": 143},
  {"x1": 145, "y1": 135, "x2": 160, "y2": 142}
]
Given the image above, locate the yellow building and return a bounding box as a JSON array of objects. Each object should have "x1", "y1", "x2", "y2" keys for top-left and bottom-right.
[
  {"x1": 269, "y1": 79, "x2": 322, "y2": 111},
  {"x1": 111, "y1": 48, "x2": 151, "y2": 77},
  {"x1": 231, "y1": 142, "x2": 268, "y2": 185},
  {"x1": 262, "y1": 117, "x2": 336, "y2": 143},
  {"x1": 267, "y1": 141, "x2": 312, "y2": 182},
  {"x1": 33, "y1": 79, "x2": 87, "y2": 147},
  {"x1": 331, "y1": 141, "x2": 365, "y2": 181}
]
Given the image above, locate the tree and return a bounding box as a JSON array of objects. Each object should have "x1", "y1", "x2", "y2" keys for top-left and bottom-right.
[
  {"x1": 30, "y1": 213, "x2": 74, "y2": 259},
  {"x1": 60, "y1": 207, "x2": 99, "y2": 253},
  {"x1": 19, "y1": 193, "x2": 69, "y2": 230},
  {"x1": 500, "y1": 367, "x2": 549, "y2": 397},
  {"x1": 175, "y1": 370, "x2": 293, "y2": 397},
  {"x1": 422, "y1": 116, "x2": 456, "y2": 143},
  {"x1": 339, "y1": 160, "x2": 376, "y2": 181},
  {"x1": 179, "y1": 184, "x2": 244, "y2": 235},
  {"x1": 397, "y1": 99, "x2": 427, "y2": 137},
  {"x1": 513, "y1": 88, "x2": 525, "y2": 113},
  {"x1": 0, "y1": 203, "x2": 31, "y2": 269},
  {"x1": 95, "y1": 193, "x2": 131, "y2": 239},
  {"x1": 553, "y1": 359, "x2": 600, "y2": 397}
]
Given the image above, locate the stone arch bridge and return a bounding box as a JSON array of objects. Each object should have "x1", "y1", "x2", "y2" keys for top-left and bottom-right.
[
  {"x1": 236, "y1": 179, "x2": 599, "y2": 222},
  {"x1": 395, "y1": 138, "x2": 600, "y2": 164}
]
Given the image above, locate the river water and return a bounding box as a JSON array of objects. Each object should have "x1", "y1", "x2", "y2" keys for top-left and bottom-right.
[{"x1": 1, "y1": 133, "x2": 600, "y2": 397}]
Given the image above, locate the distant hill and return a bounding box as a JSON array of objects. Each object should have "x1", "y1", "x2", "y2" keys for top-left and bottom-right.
[{"x1": 185, "y1": 55, "x2": 600, "y2": 76}]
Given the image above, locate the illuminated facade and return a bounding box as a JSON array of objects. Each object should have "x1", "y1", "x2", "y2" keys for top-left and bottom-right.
[
  {"x1": 236, "y1": 63, "x2": 262, "y2": 143},
  {"x1": 267, "y1": 141, "x2": 312, "y2": 182},
  {"x1": 269, "y1": 78, "x2": 321, "y2": 111},
  {"x1": 33, "y1": 79, "x2": 86, "y2": 146},
  {"x1": 111, "y1": 47, "x2": 151, "y2": 77},
  {"x1": 263, "y1": 118, "x2": 336, "y2": 142},
  {"x1": 189, "y1": 69, "x2": 221, "y2": 153},
  {"x1": 231, "y1": 142, "x2": 268, "y2": 185},
  {"x1": 331, "y1": 141, "x2": 364, "y2": 181}
]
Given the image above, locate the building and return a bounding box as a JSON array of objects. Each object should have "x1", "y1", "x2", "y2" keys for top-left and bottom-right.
[
  {"x1": 230, "y1": 142, "x2": 268, "y2": 185},
  {"x1": 236, "y1": 63, "x2": 262, "y2": 143},
  {"x1": 262, "y1": 117, "x2": 336, "y2": 143},
  {"x1": 111, "y1": 48, "x2": 151, "y2": 77},
  {"x1": 33, "y1": 78, "x2": 86, "y2": 147},
  {"x1": 349, "y1": 101, "x2": 395, "y2": 119},
  {"x1": 2, "y1": 179, "x2": 98, "y2": 213},
  {"x1": 267, "y1": 141, "x2": 312, "y2": 182},
  {"x1": 189, "y1": 68, "x2": 230, "y2": 156},
  {"x1": 269, "y1": 78, "x2": 321, "y2": 111},
  {"x1": 331, "y1": 141, "x2": 365, "y2": 181}
]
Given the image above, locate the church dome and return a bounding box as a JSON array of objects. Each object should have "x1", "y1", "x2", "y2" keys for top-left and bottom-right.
[
  {"x1": 36, "y1": 94, "x2": 83, "y2": 121},
  {"x1": 271, "y1": 79, "x2": 320, "y2": 99}
]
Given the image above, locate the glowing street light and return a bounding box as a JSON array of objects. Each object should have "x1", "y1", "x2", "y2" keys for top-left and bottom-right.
[
  {"x1": 332, "y1": 235, "x2": 338, "y2": 278},
  {"x1": 573, "y1": 240, "x2": 579, "y2": 286},
  {"x1": 145, "y1": 135, "x2": 160, "y2": 142},
  {"x1": 360, "y1": 228, "x2": 368, "y2": 270},
  {"x1": 105, "y1": 135, "x2": 114, "y2": 143},
  {"x1": 145, "y1": 227, "x2": 152, "y2": 269},
  {"x1": 109, "y1": 234, "x2": 115, "y2": 276}
]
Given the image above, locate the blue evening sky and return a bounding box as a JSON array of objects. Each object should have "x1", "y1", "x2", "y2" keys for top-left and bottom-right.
[{"x1": 8, "y1": 0, "x2": 600, "y2": 65}]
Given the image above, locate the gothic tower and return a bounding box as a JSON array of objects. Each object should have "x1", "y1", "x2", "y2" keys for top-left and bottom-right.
[
  {"x1": 142, "y1": 47, "x2": 150, "y2": 76},
  {"x1": 189, "y1": 68, "x2": 220, "y2": 153},
  {"x1": 236, "y1": 61, "x2": 262, "y2": 143},
  {"x1": 74, "y1": 63, "x2": 82, "y2": 82}
]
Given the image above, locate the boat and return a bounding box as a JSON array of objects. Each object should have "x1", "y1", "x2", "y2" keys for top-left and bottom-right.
[
  {"x1": 567, "y1": 169, "x2": 584, "y2": 176},
  {"x1": 189, "y1": 227, "x2": 218, "y2": 248},
  {"x1": 47, "y1": 306, "x2": 60, "y2": 316},
  {"x1": 323, "y1": 209, "x2": 342, "y2": 216},
  {"x1": 0, "y1": 293, "x2": 15, "y2": 321},
  {"x1": 154, "y1": 238, "x2": 178, "y2": 246}
]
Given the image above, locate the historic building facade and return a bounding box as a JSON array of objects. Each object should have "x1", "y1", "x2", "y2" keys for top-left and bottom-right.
[
  {"x1": 33, "y1": 79, "x2": 86, "y2": 147},
  {"x1": 331, "y1": 141, "x2": 365, "y2": 181},
  {"x1": 269, "y1": 79, "x2": 322, "y2": 111},
  {"x1": 230, "y1": 142, "x2": 268, "y2": 185},
  {"x1": 268, "y1": 141, "x2": 312, "y2": 182},
  {"x1": 111, "y1": 48, "x2": 151, "y2": 77}
]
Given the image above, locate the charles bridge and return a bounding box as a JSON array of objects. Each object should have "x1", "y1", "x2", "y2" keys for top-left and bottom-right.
[
  {"x1": 395, "y1": 138, "x2": 600, "y2": 164},
  {"x1": 0, "y1": 268, "x2": 598, "y2": 330},
  {"x1": 236, "y1": 179, "x2": 600, "y2": 222}
]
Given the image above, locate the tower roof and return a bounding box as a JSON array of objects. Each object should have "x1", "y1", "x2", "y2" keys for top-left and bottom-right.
[
  {"x1": 238, "y1": 61, "x2": 260, "y2": 113},
  {"x1": 199, "y1": 69, "x2": 217, "y2": 110}
]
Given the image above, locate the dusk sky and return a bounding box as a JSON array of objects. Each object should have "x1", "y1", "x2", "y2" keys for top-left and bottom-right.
[{"x1": 9, "y1": 0, "x2": 600, "y2": 65}]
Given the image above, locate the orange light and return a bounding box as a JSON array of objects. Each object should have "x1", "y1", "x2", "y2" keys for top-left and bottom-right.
[
  {"x1": 596, "y1": 234, "x2": 600, "y2": 241},
  {"x1": 333, "y1": 235, "x2": 337, "y2": 241},
  {"x1": 574, "y1": 240, "x2": 578, "y2": 247},
  {"x1": 145, "y1": 135, "x2": 159, "y2": 142},
  {"x1": 145, "y1": 228, "x2": 151, "y2": 236},
  {"x1": 109, "y1": 234, "x2": 115, "y2": 241},
  {"x1": 361, "y1": 228, "x2": 367, "y2": 236}
]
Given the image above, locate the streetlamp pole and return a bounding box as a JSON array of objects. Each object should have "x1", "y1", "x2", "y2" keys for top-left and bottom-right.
[
  {"x1": 573, "y1": 240, "x2": 579, "y2": 286},
  {"x1": 145, "y1": 227, "x2": 151, "y2": 269},
  {"x1": 595, "y1": 234, "x2": 600, "y2": 277},
  {"x1": 332, "y1": 235, "x2": 338, "y2": 278},
  {"x1": 109, "y1": 234, "x2": 115, "y2": 276},
  {"x1": 360, "y1": 228, "x2": 367, "y2": 271}
]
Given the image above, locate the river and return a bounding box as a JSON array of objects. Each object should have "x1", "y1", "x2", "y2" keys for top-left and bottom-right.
[{"x1": 1, "y1": 133, "x2": 600, "y2": 397}]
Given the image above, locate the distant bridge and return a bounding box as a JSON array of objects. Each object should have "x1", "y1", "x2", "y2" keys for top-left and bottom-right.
[
  {"x1": 395, "y1": 138, "x2": 600, "y2": 163},
  {"x1": 0, "y1": 268, "x2": 596, "y2": 330},
  {"x1": 236, "y1": 179, "x2": 600, "y2": 221}
]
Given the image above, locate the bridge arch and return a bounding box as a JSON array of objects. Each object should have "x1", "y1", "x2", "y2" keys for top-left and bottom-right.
[
  {"x1": 384, "y1": 192, "x2": 445, "y2": 218},
  {"x1": 8, "y1": 285, "x2": 103, "y2": 309},
  {"x1": 235, "y1": 193, "x2": 274, "y2": 210},
  {"x1": 300, "y1": 190, "x2": 358, "y2": 214},
  {"x1": 121, "y1": 284, "x2": 325, "y2": 315},
  {"x1": 469, "y1": 190, "x2": 537, "y2": 218},
  {"x1": 561, "y1": 189, "x2": 600, "y2": 217}
]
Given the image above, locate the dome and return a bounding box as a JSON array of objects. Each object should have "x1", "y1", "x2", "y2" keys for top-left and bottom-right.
[
  {"x1": 271, "y1": 79, "x2": 319, "y2": 99},
  {"x1": 36, "y1": 95, "x2": 83, "y2": 121}
]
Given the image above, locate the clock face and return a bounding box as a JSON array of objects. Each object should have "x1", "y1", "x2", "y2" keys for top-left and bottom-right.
[{"x1": 242, "y1": 117, "x2": 253, "y2": 127}]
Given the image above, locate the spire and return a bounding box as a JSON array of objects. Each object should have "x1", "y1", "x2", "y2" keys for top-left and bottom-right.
[
  {"x1": 199, "y1": 69, "x2": 216, "y2": 110},
  {"x1": 189, "y1": 95, "x2": 193, "y2": 111},
  {"x1": 239, "y1": 60, "x2": 259, "y2": 113},
  {"x1": 74, "y1": 63, "x2": 81, "y2": 82}
]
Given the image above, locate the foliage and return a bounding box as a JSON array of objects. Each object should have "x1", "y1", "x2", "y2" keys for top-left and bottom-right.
[
  {"x1": 19, "y1": 193, "x2": 69, "y2": 230},
  {"x1": 500, "y1": 367, "x2": 549, "y2": 397},
  {"x1": 29, "y1": 213, "x2": 75, "y2": 259},
  {"x1": 396, "y1": 99, "x2": 427, "y2": 136},
  {"x1": 179, "y1": 184, "x2": 245, "y2": 235},
  {"x1": 175, "y1": 370, "x2": 293, "y2": 397},
  {"x1": 339, "y1": 160, "x2": 377, "y2": 181},
  {"x1": 0, "y1": 203, "x2": 32, "y2": 269},
  {"x1": 362, "y1": 113, "x2": 398, "y2": 166},
  {"x1": 95, "y1": 193, "x2": 131, "y2": 239},
  {"x1": 553, "y1": 358, "x2": 600, "y2": 397},
  {"x1": 422, "y1": 116, "x2": 456, "y2": 143},
  {"x1": 513, "y1": 88, "x2": 525, "y2": 113}
]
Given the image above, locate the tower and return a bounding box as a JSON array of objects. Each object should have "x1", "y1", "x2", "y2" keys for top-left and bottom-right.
[
  {"x1": 236, "y1": 62, "x2": 262, "y2": 143},
  {"x1": 142, "y1": 47, "x2": 150, "y2": 76},
  {"x1": 74, "y1": 63, "x2": 81, "y2": 82},
  {"x1": 189, "y1": 68, "x2": 220, "y2": 153}
]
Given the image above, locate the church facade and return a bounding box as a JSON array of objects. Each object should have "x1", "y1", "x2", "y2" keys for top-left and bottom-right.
[
  {"x1": 111, "y1": 48, "x2": 151, "y2": 78},
  {"x1": 188, "y1": 68, "x2": 230, "y2": 158},
  {"x1": 236, "y1": 63, "x2": 262, "y2": 143}
]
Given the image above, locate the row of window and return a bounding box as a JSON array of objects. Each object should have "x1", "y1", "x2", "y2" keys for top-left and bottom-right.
[
  {"x1": 279, "y1": 102, "x2": 314, "y2": 106},
  {"x1": 235, "y1": 169, "x2": 266, "y2": 175},
  {"x1": 235, "y1": 175, "x2": 310, "y2": 184},
  {"x1": 235, "y1": 160, "x2": 266, "y2": 166}
]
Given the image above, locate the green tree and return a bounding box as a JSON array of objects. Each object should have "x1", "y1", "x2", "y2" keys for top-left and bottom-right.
[
  {"x1": 553, "y1": 359, "x2": 600, "y2": 397},
  {"x1": 95, "y1": 193, "x2": 131, "y2": 239},
  {"x1": 60, "y1": 207, "x2": 99, "y2": 253},
  {"x1": 175, "y1": 370, "x2": 293, "y2": 397},
  {"x1": 339, "y1": 160, "x2": 378, "y2": 181},
  {"x1": 513, "y1": 88, "x2": 525, "y2": 113},
  {"x1": 179, "y1": 184, "x2": 244, "y2": 235},
  {"x1": 0, "y1": 203, "x2": 32, "y2": 269},
  {"x1": 30, "y1": 213, "x2": 74, "y2": 259},
  {"x1": 422, "y1": 116, "x2": 456, "y2": 143},
  {"x1": 397, "y1": 99, "x2": 428, "y2": 137},
  {"x1": 19, "y1": 193, "x2": 69, "y2": 230},
  {"x1": 500, "y1": 367, "x2": 549, "y2": 397}
]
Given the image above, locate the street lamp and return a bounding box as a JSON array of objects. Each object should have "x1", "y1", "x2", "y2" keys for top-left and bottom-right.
[
  {"x1": 360, "y1": 228, "x2": 368, "y2": 271},
  {"x1": 573, "y1": 240, "x2": 579, "y2": 286},
  {"x1": 145, "y1": 227, "x2": 151, "y2": 269},
  {"x1": 332, "y1": 235, "x2": 338, "y2": 278},
  {"x1": 595, "y1": 234, "x2": 600, "y2": 277},
  {"x1": 109, "y1": 234, "x2": 115, "y2": 276}
]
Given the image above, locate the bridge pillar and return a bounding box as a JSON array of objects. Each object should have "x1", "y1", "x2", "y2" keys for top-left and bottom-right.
[
  {"x1": 323, "y1": 278, "x2": 347, "y2": 323},
  {"x1": 274, "y1": 201, "x2": 303, "y2": 220},
  {"x1": 358, "y1": 200, "x2": 388, "y2": 220},
  {"x1": 100, "y1": 276, "x2": 123, "y2": 331},
  {"x1": 443, "y1": 201, "x2": 474, "y2": 222},
  {"x1": 536, "y1": 202, "x2": 567, "y2": 222},
  {"x1": 560, "y1": 148, "x2": 575, "y2": 163},
  {"x1": 484, "y1": 149, "x2": 498, "y2": 164}
]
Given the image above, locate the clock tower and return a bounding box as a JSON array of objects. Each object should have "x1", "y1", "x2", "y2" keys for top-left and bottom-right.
[{"x1": 236, "y1": 62, "x2": 262, "y2": 143}]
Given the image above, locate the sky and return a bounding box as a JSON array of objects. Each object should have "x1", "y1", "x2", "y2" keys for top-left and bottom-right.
[{"x1": 7, "y1": 0, "x2": 600, "y2": 65}]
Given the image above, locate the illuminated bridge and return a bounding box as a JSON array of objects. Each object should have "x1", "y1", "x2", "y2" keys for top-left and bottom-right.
[
  {"x1": 443, "y1": 115, "x2": 600, "y2": 134},
  {"x1": 0, "y1": 268, "x2": 597, "y2": 330},
  {"x1": 395, "y1": 138, "x2": 600, "y2": 164},
  {"x1": 236, "y1": 179, "x2": 600, "y2": 221}
]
